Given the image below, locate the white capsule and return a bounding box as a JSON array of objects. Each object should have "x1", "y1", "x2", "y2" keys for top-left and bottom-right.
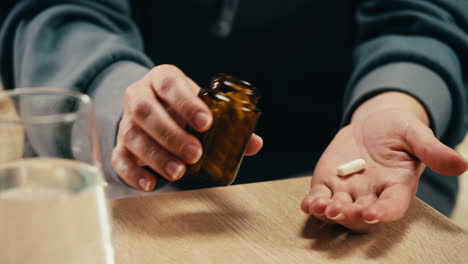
[{"x1": 337, "y1": 158, "x2": 366, "y2": 177}]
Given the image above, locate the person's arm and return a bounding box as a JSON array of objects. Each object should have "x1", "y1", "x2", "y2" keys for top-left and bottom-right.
[
  {"x1": 343, "y1": 0, "x2": 468, "y2": 147},
  {"x1": 0, "y1": 0, "x2": 263, "y2": 193},
  {"x1": 0, "y1": 0, "x2": 153, "y2": 183},
  {"x1": 302, "y1": 0, "x2": 468, "y2": 232}
]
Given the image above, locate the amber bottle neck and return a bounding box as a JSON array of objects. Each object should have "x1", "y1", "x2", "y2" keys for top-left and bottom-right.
[{"x1": 208, "y1": 74, "x2": 260, "y2": 106}]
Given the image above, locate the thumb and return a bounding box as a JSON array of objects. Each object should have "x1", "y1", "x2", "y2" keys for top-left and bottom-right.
[
  {"x1": 244, "y1": 134, "x2": 263, "y2": 156},
  {"x1": 405, "y1": 122, "x2": 468, "y2": 176}
]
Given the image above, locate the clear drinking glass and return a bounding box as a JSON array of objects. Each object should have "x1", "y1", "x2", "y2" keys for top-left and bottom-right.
[{"x1": 0, "y1": 88, "x2": 114, "y2": 264}]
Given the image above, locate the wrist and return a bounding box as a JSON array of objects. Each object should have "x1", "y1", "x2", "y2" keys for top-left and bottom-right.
[{"x1": 350, "y1": 91, "x2": 430, "y2": 126}]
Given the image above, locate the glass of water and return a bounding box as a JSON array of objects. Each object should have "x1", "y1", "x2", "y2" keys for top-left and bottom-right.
[{"x1": 0, "y1": 88, "x2": 114, "y2": 264}]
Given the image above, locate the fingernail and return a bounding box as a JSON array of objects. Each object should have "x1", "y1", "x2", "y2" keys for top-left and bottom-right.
[
  {"x1": 165, "y1": 160, "x2": 184, "y2": 180},
  {"x1": 328, "y1": 213, "x2": 345, "y2": 221},
  {"x1": 138, "y1": 177, "x2": 152, "y2": 192},
  {"x1": 364, "y1": 219, "x2": 380, "y2": 224},
  {"x1": 193, "y1": 112, "x2": 211, "y2": 130},
  {"x1": 183, "y1": 144, "x2": 202, "y2": 163}
]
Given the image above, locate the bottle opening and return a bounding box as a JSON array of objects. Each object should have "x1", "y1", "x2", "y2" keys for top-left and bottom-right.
[{"x1": 211, "y1": 74, "x2": 256, "y2": 95}]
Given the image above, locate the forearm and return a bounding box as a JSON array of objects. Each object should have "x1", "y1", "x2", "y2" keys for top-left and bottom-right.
[
  {"x1": 351, "y1": 91, "x2": 429, "y2": 127},
  {"x1": 344, "y1": 0, "x2": 468, "y2": 148},
  {"x1": 0, "y1": 0, "x2": 153, "y2": 183}
]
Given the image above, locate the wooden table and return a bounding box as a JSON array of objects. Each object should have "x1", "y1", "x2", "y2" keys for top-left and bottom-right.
[{"x1": 112, "y1": 177, "x2": 468, "y2": 264}]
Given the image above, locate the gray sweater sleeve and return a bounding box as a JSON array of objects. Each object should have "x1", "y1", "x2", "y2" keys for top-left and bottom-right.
[
  {"x1": 0, "y1": 0, "x2": 153, "y2": 182},
  {"x1": 344, "y1": 0, "x2": 468, "y2": 148}
]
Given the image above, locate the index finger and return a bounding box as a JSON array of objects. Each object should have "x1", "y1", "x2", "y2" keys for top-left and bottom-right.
[{"x1": 148, "y1": 65, "x2": 213, "y2": 132}]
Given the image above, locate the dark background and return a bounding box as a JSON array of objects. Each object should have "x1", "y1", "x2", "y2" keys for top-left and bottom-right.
[{"x1": 131, "y1": 0, "x2": 356, "y2": 182}]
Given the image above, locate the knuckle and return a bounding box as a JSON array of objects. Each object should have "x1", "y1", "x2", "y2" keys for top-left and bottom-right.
[
  {"x1": 123, "y1": 126, "x2": 140, "y2": 145},
  {"x1": 111, "y1": 152, "x2": 128, "y2": 177},
  {"x1": 110, "y1": 151, "x2": 120, "y2": 170},
  {"x1": 156, "y1": 74, "x2": 177, "y2": 95},
  {"x1": 131, "y1": 99, "x2": 152, "y2": 120},
  {"x1": 153, "y1": 64, "x2": 181, "y2": 76},
  {"x1": 151, "y1": 65, "x2": 184, "y2": 95},
  {"x1": 124, "y1": 82, "x2": 142, "y2": 105}
]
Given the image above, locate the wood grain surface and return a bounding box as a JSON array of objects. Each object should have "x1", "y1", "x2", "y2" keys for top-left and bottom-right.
[{"x1": 112, "y1": 177, "x2": 468, "y2": 264}]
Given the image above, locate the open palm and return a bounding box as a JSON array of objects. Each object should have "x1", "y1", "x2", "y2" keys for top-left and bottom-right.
[{"x1": 301, "y1": 109, "x2": 467, "y2": 232}]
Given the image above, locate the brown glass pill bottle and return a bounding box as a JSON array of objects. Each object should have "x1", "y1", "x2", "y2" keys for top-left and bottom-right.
[{"x1": 184, "y1": 74, "x2": 261, "y2": 187}]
